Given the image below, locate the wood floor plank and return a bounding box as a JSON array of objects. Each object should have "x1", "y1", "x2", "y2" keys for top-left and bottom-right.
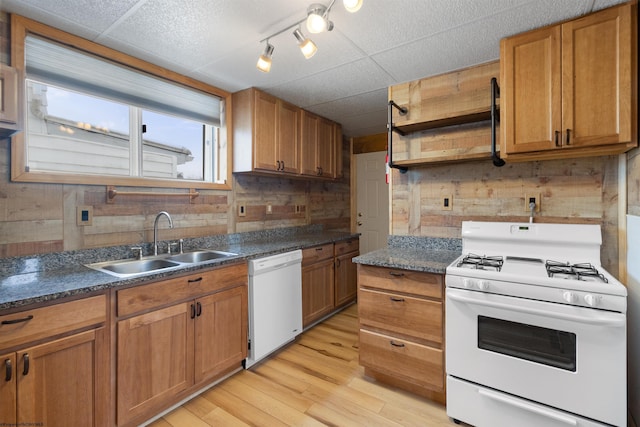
[{"x1": 149, "y1": 304, "x2": 458, "y2": 426}]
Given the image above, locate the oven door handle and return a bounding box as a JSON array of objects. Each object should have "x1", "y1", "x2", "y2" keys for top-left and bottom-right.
[
  {"x1": 447, "y1": 292, "x2": 625, "y2": 327},
  {"x1": 478, "y1": 389, "x2": 578, "y2": 426}
]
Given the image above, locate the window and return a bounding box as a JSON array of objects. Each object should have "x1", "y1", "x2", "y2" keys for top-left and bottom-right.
[{"x1": 11, "y1": 16, "x2": 231, "y2": 190}]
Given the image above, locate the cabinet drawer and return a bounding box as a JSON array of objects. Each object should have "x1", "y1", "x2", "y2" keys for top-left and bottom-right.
[
  {"x1": 117, "y1": 262, "x2": 247, "y2": 317},
  {"x1": 335, "y1": 239, "x2": 359, "y2": 256},
  {"x1": 358, "y1": 264, "x2": 442, "y2": 299},
  {"x1": 0, "y1": 295, "x2": 106, "y2": 350},
  {"x1": 358, "y1": 288, "x2": 442, "y2": 344},
  {"x1": 302, "y1": 243, "x2": 334, "y2": 265},
  {"x1": 359, "y1": 329, "x2": 443, "y2": 392}
]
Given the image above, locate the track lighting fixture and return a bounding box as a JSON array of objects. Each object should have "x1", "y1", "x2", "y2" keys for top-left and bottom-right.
[
  {"x1": 256, "y1": 42, "x2": 274, "y2": 72},
  {"x1": 256, "y1": 0, "x2": 363, "y2": 73},
  {"x1": 293, "y1": 28, "x2": 317, "y2": 59}
]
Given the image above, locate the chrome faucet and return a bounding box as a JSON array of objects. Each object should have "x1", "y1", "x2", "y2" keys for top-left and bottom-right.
[{"x1": 153, "y1": 211, "x2": 174, "y2": 255}]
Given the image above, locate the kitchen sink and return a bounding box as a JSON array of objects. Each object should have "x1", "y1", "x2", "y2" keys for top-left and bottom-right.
[
  {"x1": 86, "y1": 249, "x2": 239, "y2": 278},
  {"x1": 167, "y1": 250, "x2": 237, "y2": 264}
]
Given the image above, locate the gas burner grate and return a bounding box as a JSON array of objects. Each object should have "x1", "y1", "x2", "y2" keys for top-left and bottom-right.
[
  {"x1": 457, "y1": 253, "x2": 504, "y2": 271},
  {"x1": 545, "y1": 260, "x2": 608, "y2": 283}
]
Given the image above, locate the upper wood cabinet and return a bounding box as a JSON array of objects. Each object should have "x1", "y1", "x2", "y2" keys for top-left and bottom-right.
[
  {"x1": 233, "y1": 87, "x2": 342, "y2": 179},
  {"x1": 233, "y1": 88, "x2": 300, "y2": 174},
  {"x1": 0, "y1": 64, "x2": 20, "y2": 137},
  {"x1": 300, "y1": 110, "x2": 337, "y2": 178},
  {"x1": 500, "y1": 2, "x2": 637, "y2": 161}
]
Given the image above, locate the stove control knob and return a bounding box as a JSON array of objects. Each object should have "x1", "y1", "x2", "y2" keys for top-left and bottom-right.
[
  {"x1": 584, "y1": 294, "x2": 599, "y2": 307},
  {"x1": 562, "y1": 291, "x2": 577, "y2": 304},
  {"x1": 477, "y1": 280, "x2": 489, "y2": 291},
  {"x1": 462, "y1": 278, "x2": 474, "y2": 289}
]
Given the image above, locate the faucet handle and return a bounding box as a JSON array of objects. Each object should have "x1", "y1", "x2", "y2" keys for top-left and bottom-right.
[
  {"x1": 179, "y1": 238, "x2": 184, "y2": 254},
  {"x1": 131, "y1": 247, "x2": 143, "y2": 260}
]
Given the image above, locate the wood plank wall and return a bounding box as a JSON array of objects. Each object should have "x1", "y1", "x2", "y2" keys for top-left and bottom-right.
[{"x1": 0, "y1": 12, "x2": 351, "y2": 257}]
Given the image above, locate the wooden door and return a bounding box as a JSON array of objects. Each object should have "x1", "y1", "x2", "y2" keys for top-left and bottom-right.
[
  {"x1": 302, "y1": 259, "x2": 335, "y2": 327},
  {"x1": 501, "y1": 25, "x2": 562, "y2": 154},
  {"x1": 253, "y1": 90, "x2": 278, "y2": 171},
  {"x1": 0, "y1": 353, "x2": 16, "y2": 426},
  {"x1": 194, "y1": 286, "x2": 247, "y2": 384},
  {"x1": 317, "y1": 117, "x2": 335, "y2": 178},
  {"x1": 335, "y1": 251, "x2": 358, "y2": 307},
  {"x1": 117, "y1": 303, "x2": 193, "y2": 426},
  {"x1": 17, "y1": 329, "x2": 102, "y2": 427},
  {"x1": 561, "y1": 4, "x2": 633, "y2": 148},
  {"x1": 300, "y1": 111, "x2": 319, "y2": 176},
  {"x1": 278, "y1": 100, "x2": 301, "y2": 174}
]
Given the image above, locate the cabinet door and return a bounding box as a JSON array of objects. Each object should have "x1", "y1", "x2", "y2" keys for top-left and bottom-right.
[
  {"x1": 300, "y1": 111, "x2": 319, "y2": 176},
  {"x1": 117, "y1": 303, "x2": 193, "y2": 426},
  {"x1": 335, "y1": 251, "x2": 358, "y2": 307},
  {"x1": 194, "y1": 285, "x2": 247, "y2": 383},
  {"x1": 278, "y1": 100, "x2": 301, "y2": 174},
  {"x1": 17, "y1": 329, "x2": 104, "y2": 427},
  {"x1": 302, "y1": 258, "x2": 335, "y2": 327},
  {"x1": 501, "y1": 25, "x2": 562, "y2": 154},
  {"x1": 0, "y1": 353, "x2": 16, "y2": 426},
  {"x1": 562, "y1": 4, "x2": 633, "y2": 148},
  {"x1": 253, "y1": 90, "x2": 278, "y2": 171},
  {"x1": 334, "y1": 123, "x2": 343, "y2": 178},
  {"x1": 317, "y1": 117, "x2": 335, "y2": 178}
]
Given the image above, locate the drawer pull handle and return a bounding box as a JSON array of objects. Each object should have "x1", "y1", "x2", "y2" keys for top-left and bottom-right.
[
  {"x1": 316, "y1": 247, "x2": 323, "y2": 251},
  {"x1": 389, "y1": 271, "x2": 404, "y2": 277},
  {"x1": 196, "y1": 302, "x2": 202, "y2": 317},
  {"x1": 188, "y1": 277, "x2": 203, "y2": 283},
  {"x1": 190, "y1": 304, "x2": 196, "y2": 319},
  {"x1": 389, "y1": 341, "x2": 405, "y2": 348},
  {"x1": 1, "y1": 315, "x2": 34, "y2": 325},
  {"x1": 5, "y1": 359, "x2": 11, "y2": 382},
  {"x1": 22, "y1": 354, "x2": 29, "y2": 376},
  {"x1": 390, "y1": 297, "x2": 405, "y2": 302}
]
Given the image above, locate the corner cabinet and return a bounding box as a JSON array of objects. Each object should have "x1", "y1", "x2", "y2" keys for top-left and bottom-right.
[
  {"x1": 500, "y1": 1, "x2": 638, "y2": 161},
  {"x1": 233, "y1": 87, "x2": 342, "y2": 179},
  {"x1": 357, "y1": 264, "x2": 446, "y2": 404},
  {"x1": 114, "y1": 263, "x2": 247, "y2": 427},
  {"x1": 0, "y1": 295, "x2": 108, "y2": 427}
]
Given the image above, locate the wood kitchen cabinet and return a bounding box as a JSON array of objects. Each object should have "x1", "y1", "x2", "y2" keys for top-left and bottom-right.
[
  {"x1": 0, "y1": 63, "x2": 20, "y2": 137},
  {"x1": 500, "y1": 2, "x2": 637, "y2": 161},
  {"x1": 300, "y1": 110, "x2": 337, "y2": 178},
  {"x1": 115, "y1": 263, "x2": 247, "y2": 426},
  {"x1": 334, "y1": 238, "x2": 359, "y2": 307},
  {"x1": 0, "y1": 295, "x2": 108, "y2": 427},
  {"x1": 302, "y1": 243, "x2": 335, "y2": 327},
  {"x1": 357, "y1": 264, "x2": 446, "y2": 404},
  {"x1": 232, "y1": 88, "x2": 300, "y2": 175}
]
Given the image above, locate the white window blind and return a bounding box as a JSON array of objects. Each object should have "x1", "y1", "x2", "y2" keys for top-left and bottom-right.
[{"x1": 25, "y1": 35, "x2": 221, "y2": 126}]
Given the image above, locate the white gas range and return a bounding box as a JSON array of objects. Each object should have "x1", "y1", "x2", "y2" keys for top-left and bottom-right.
[{"x1": 445, "y1": 221, "x2": 627, "y2": 427}]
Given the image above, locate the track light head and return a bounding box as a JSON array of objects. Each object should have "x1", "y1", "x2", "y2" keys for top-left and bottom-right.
[
  {"x1": 256, "y1": 42, "x2": 274, "y2": 73},
  {"x1": 293, "y1": 28, "x2": 317, "y2": 59},
  {"x1": 306, "y1": 3, "x2": 332, "y2": 33},
  {"x1": 343, "y1": 0, "x2": 363, "y2": 13}
]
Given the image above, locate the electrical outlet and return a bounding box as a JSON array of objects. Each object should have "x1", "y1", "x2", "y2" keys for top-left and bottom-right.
[
  {"x1": 266, "y1": 204, "x2": 273, "y2": 215},
  {"x1": 295, "y1": 204, "x2": 301, "y2": 214},
  {"x1": 76, "y1": 205, "x2": 93, "y2": 226},
  {"x1": 524, "y1": 193, "x2": 541, "y2": 212},
  {"x1": 442, "y1": 195, "x2": 453, "y2": 211},
  {"x1": 238, "y1": 204, "x2": 246, "y2": 217}
]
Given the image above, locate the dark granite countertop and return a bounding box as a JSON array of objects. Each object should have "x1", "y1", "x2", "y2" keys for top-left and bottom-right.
[
  {"x1": 0, "y1": 226, "x2": 359, "y2": 311},
  {"x1": 353, "y1": 235, "x2": 462, "y2": 274}
]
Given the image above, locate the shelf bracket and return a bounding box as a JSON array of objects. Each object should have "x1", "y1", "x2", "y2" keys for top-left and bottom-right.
[
  {"x1": 491, "y1": 77, "x2": 505, "y2": 167},
  {"x1": 387, "y1": 100, "x2": 409, "y2": 174}
]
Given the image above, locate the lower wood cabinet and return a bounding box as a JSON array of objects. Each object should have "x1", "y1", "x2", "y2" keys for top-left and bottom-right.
[
  {"x1": 302, "y1": 244, "x2": 335, "y2": 327},
  {"x1": 357, "y1": 264, "x2": 445, "y2": 404},
  {"x1": 115, "y1": 263, "x2": 248, "y2": 426},
  {"x1": 334, "y1": 239, "x2": 359, "y2": 307},
  {"x1": 0, "y1": 295, "x2": 108, "y2": 427}
]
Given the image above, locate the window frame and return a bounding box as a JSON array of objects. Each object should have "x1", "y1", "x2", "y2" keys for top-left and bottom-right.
[{"x1": 10, "y1": 14, "x2": 233, "y2": 190}]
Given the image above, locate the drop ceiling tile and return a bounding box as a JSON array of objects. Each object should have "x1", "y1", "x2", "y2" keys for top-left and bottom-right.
[{"x1": 305, "y1": 89, "x2": 388, "y2": 119}]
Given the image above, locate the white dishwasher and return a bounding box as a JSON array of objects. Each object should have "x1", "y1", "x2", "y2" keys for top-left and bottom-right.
[{"x1": 245, "y1": 250, "x2": 303, "y2": 368}]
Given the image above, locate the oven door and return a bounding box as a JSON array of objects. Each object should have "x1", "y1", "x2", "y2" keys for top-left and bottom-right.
[{"x1": 446, "y1": 287, "x2": 626, "y2": 426}]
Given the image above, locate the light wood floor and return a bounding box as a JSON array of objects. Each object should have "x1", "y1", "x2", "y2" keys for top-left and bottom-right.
[{"x1": 148, "y1": 304, "x2": 457, "y2": 426}]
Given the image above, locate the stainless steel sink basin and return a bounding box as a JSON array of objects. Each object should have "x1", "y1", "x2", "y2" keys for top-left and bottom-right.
[
  {"x1": 86, "y1": 249, "x2": 239, "y2": 278},
  {"x1": 167, "y1": 250, "x2": 237, "y2": 263},
  {"x1": 89, "y1": 258, "x2": 182, "y2": 277}
]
